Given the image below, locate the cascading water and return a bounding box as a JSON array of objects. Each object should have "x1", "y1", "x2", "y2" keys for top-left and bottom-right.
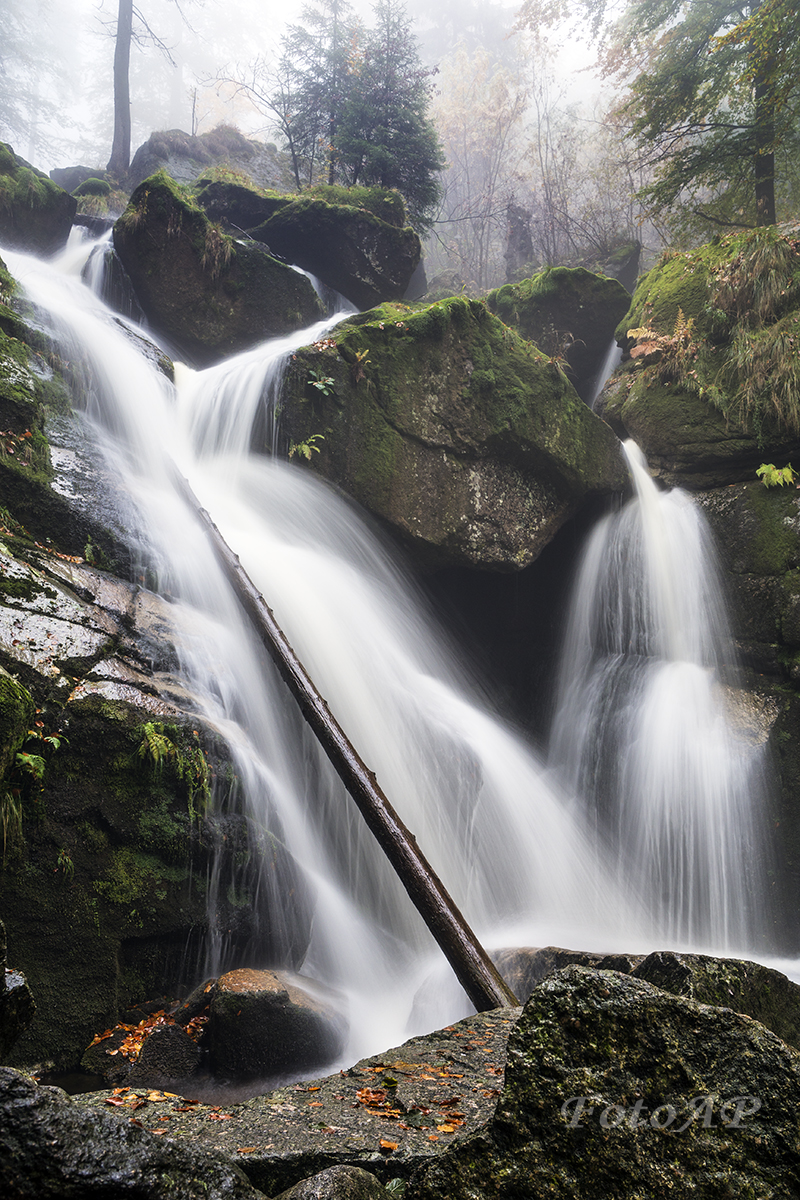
[
  {"x1": 549, "y1": 439, "x2": 773, "y2": 953},
  {"x1": 3, "y1": 235, "x2": 643, "y2": 1068}
]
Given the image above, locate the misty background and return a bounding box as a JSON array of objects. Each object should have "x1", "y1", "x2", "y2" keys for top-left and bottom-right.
[{"x1": 0, "y1": 0, "x2": 657, "y2": 291}]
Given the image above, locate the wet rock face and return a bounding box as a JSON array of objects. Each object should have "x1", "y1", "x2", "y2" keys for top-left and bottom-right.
[
  {"x1": 0, "y1": 920, "x2": 36, "y2": 1061},
  {"x1": 406, "y1": 965, "x2": 800, "y2": 1200},
  {"x1": 281, "y1": 298, "x2": 627, "y2": 571},
  {"x1": 112, "y1": 172, "x2": 324, "y2": 366},
  {"x1": 0, "y1": 1065, "x2": 268, "y2": 1199},
  {"x1": 486, "y1": 266, "x2": 631, "y2": 403},
  {"x1": 206, "y1": 969, "x2": 347, "y2": 1080},
  {"x1": 196, "y1": 180, "x2": 421, "y2": 310},
  {"x1": 0, "y1": 143, "x2": 77, "y2": 257}
]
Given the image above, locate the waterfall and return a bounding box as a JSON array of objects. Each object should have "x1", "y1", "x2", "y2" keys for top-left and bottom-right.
[
  {"x1": 549, "y1": 440, "x2": 772, "y2": 952},
  {"x1": 3, "y1": 237, "x2": 642, "y2": 1064}
]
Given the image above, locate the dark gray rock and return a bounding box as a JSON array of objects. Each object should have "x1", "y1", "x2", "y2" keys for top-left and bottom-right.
[
  {"x1": 113, "y1": 173, "x2": 324, "y2": 366},
  {"x1": 406, "y1": 965, "x2": 800, "y2": 1200},
  {"x1": 486, "y1": 266, "x2": 632, "y2": 402},
  {"x1": 632, "y1": 950, "x2": 800, "y2": 1051},
  {"x1": 128, "y1": 128, "x2": 295, "y2": 192},
  {"x1": 207, "y1": 969, "x2": 346, "y2": 1079},
  {"x1": 492, "y1": 945, "x2": 643, "y2": 1003},
  {"x1": 0, "y1": 1066, "x2": 267, "y2": 1198},
  {"x1": 128, "y1": 1023, "x2": 201, "y2": 1086},
  {"x1": 196, "y1": 179, "x2": 421, "y2": 310},
  {"x1": 273, "y1": 1165, "x2": 391, "y2": 1200}
]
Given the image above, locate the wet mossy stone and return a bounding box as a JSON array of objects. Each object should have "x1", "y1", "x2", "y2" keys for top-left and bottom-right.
[
  {"x1": 0, "y1": 1066, "x2": 268, "y2": 1198},
  {"x1": 113, "y1": 171, "x2": 324, "y2": 366},
  {"x1": 632, "y1": 950, "x2": 800, "y2": 1051},
  {"x1": 406, "y1": 965, "x2": 800, "y2": 1200},
  {"x1": 486, "y1": 267, "x2": 631, "y2": 402},
  {"x1": 281, "y1": 297, "x2": 627, "y2": 570},
  {"x1": 0, "y1": 143, "x2": 77, "y2": 257},
  {"x1": 196, "y1": 176, "x2": 421, "y2": 309}
]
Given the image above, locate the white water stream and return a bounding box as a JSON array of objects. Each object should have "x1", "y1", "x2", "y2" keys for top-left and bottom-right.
[
  {"x1": 1, "y1": 234, "x2": 780, "y2": 1068},
  {"x1": 549, "y1": 440, "x2": 772, "y2": 952}
]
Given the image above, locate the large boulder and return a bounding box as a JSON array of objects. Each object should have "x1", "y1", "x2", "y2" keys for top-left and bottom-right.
[
  {"x1": 196, "y1": 179, "x2": 421, "y2": 310},
  {"x1": 128, "y1": 126, "x2": 295, "y2": 192},
  {"x1": 600, "y1": 225, "x2": 800, "y2": 486},
  {"x1": 113, "y1": 171, "x2": 324, "y2": 365},
  {"x1": 406, "y1": 965, "x2": 800, "y2": 1200},
  {"x1": 486, "y1": 266, "x2": 631, "y2": 402},
  {"x1": 205, "y1": 969, "x2": 346, "y2": 1079},
  {"x1": 0, "y1": 1066, "x2": 267, "y2": 1199},
  {"x1": 0, "y1": 143, "x2": 76, "y2": 257},
  {"x1": 280, "y1": 298, "x2": 627, "y2": 570}
]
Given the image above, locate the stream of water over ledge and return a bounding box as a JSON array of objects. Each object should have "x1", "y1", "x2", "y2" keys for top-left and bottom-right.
[{"x1": 1, "y1": 234, "x2": 782, "y2": 1069}]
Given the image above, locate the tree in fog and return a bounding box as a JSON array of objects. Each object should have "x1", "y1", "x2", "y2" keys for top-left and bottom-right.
[
  {"x1": 430, "y1": 46, "x2": 528, "y2": 289},
  {"x1": 515, "y1": 0, "x2": 800, "y2": 230},
  {"x1": 0, "y1": 0, "x2": 74, "y2": 165},
  {"x1": 336, "y1": 0, "x2": 445, "y2": 231},
  {"x1": 245, "y1": 0, "x2": 444, "y2": 230}
]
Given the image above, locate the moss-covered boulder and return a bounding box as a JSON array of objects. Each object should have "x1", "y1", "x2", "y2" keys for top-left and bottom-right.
[
  {"x1": 486, "y1": 267, "x2": 631, "y2": 402},
  {"x1": 113, "y1": 172, "x2": 324, "y2": 366},
  {"x1": 195, "y1": 179, "x2": 421, "y2": 309},
  {"x1": 601, "y1": 227, "x2": 800, "y2": 486},
  {"x1": 406, "y1": 965, "x2": 800, "y2": 1200},
  {"x1": 280, "y1": 298, "x2": 627, "y2": 570},
  {"x1": 0, "y1": 143, "x2": 77, "y2": 257}
]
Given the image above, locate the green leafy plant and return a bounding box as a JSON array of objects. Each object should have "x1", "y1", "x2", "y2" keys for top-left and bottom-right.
[
  {"x1": 350, "y1": 348, "x2": 371, "y2": 385},
  {"x1": 308, "y1": 369, "x2": 335, "y2": 396},
  {"x1": 289, "y1": 433, "x2": 325, "y2": 461},
  {"x1": 756, "y1": 463, "x2": 799, "y2": 487}
]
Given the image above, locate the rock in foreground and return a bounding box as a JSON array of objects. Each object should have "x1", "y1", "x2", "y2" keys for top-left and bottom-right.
[
  {"x1": 0, "y1": 1066, "x2": 267, "y2": 1199},
  {"x1": 407, "y1": 965, "x2": 800, "y2": 1199}
]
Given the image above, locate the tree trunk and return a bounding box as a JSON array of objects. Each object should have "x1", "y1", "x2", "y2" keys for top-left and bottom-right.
[
  {"x1": 174, "y1": 471, "x2": 519, "y2": 1014},
  {"x1": 107, "y1": 0, "x2": 133, "y2": 180},
  {"x1": 752, "y1": 0, "x2": 776, "y2": 225}
]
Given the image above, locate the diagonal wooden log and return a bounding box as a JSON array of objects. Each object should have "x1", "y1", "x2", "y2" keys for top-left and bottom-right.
[{"x1": 174, "y1": 471, "x2": 519, "y2": 1012}]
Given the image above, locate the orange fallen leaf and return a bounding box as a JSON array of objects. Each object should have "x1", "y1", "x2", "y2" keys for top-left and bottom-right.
[
  {"x1": 379, "y1": 1140, "x2": 398, "y2": 1152},
  {"x1": 437, "y1": 1124, "x2": 456, "y2": 1134},
  {"x1": 237, "y1": 1148, "x2": 258, "y2": 1154}
]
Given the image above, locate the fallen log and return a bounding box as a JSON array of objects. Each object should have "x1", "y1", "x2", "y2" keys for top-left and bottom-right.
[{"x1": 175, "y1": 471, "x2": 518, "y2": 1012}]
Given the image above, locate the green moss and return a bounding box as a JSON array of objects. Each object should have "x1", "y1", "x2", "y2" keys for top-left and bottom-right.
[
  {"x1": 93, "y1": 847, "x2": 188, "y2": 907},
  {"x1": 746, "y1": 480, "x2": 799, "y2": 575},
  {"x1": 72, "y1": 177, "x2": 111, "y2": 198},
  {"x1": 304, "y1": 183, "x2": 408, "y2": 227}
]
